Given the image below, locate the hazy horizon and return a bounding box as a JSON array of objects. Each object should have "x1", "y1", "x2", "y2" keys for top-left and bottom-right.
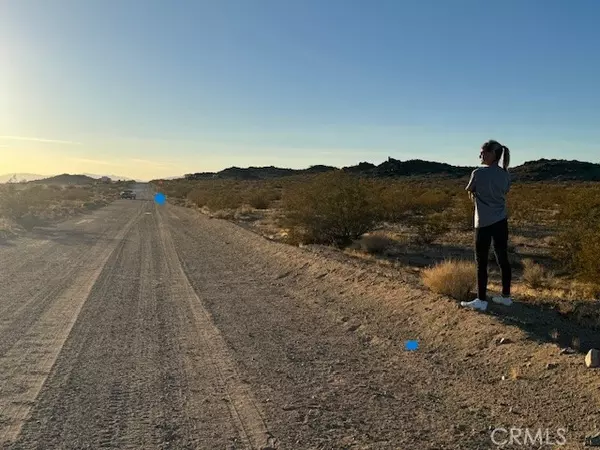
[{"x1": 3, "y1": 0, "x2": 600, "y2": 180}]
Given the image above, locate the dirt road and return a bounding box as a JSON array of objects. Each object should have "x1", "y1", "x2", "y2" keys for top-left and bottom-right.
[{"x1": 1, "y1": 185, "x2": 599, "y2": 449}]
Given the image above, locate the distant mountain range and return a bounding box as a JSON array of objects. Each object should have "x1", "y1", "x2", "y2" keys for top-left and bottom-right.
[
  {"x1": 0, "y1": 173, "x2": 137, "y2": 184},
  {"x1": 0, "y1": 173, "x2": 47, "y2": 183},
  {"x1": 4, "y1": 158, "x2": 600, "y2": 185},
  {"x1": 80, "y1": 173, "x2": 137, "y2": 181},
  {"x1": 179, "y1": 158, "x2": 600, "y2": 182}
]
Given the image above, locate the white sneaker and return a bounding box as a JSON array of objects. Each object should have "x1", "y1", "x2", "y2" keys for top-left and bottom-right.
[
  {"x1": 460, "y1": 298, "x2": 489, "y2": 311},
  {"x1": 492, "y1": 296, "x2": 513, "y2": 306}
]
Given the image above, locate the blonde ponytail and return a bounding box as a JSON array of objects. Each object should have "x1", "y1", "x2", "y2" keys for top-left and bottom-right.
[{"x1": 502, "y1": 146, "x2": 510, "y2": 171}]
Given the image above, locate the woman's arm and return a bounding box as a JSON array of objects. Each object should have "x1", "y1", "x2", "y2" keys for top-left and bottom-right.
[
  {"x1": 465, "y1": 169, "x2": 478, "y2": 202},
  {"x1": 466, "y1": 170, "x2": 477, "y2": 196}
]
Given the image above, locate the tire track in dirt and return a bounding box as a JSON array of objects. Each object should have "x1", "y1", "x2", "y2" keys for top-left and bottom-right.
[
  {"x1": 7, "y1": 200, "x2": 271, "y2": 449},
  {"x1": 0, "y1": 203, "x2": 132, "y2": 285},
  {"x1": 4, "y1": 205, "x2": 154, "y2": 450},
  {"x1": 155, "y1": 207, "x2": 272, "y2": 449},
  {"x1": 0, "y1": 203, "x2": 144, "y2": 448},
  {"x1": 0, "y1": 204, "x2": 145, "y2": 331}
]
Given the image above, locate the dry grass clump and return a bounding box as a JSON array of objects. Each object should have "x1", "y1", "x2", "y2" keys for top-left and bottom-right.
[
  {"x1": 422, "y1": 259, "x2": 476, "y2": 301},
  {"x1": 522, "y1": 258, "x2": 546, "y2": 289}
]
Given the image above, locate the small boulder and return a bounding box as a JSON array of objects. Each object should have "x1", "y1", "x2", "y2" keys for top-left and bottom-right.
[
  {"x1": 546, "y1": 363, "x2": 559, "y2": 370},
  {"x1": 585, "y1": 349, "x2": 600, "y2": 368}
]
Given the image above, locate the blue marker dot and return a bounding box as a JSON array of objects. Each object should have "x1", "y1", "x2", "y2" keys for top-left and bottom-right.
[
  {"x1": 154, "y1": 192, "x2": 166, "y2": 205},
  {"x1": 405, "y1": 340, "x2": 419, "y2": 351}
]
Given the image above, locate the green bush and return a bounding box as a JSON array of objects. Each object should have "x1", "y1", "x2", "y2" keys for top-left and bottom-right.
[{"x1": 283, "y1": 171, "x2": 383, "y2": 246}]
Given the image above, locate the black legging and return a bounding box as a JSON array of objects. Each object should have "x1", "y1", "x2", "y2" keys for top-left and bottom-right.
[{"x1": 475, "y1": 218, "x2": 512, "y2": 300}]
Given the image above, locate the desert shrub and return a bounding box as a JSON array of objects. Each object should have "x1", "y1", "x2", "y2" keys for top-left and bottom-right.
[
  {"x1": 422, "y1": 259, "x2": 476, "y2": 301},
  {"x1": 62, "y1": 187, "x2": 92, "y2": 202},
  {"x1": 356, "y1": 234, "x2": 396, "y2": 255},
  {"x1": 449, "y1": 194, "x2": 474, "y2": 231},
  {"x1": 508, "y1": 183, "x2": 569, "y2": 225},
  {"x1": 84, "y1": 200, "x2": 104, "y2": 210},
  {"x1": 0, "y1": 185, "x2": 48, "y2": 226},
  {"x1": 270, "y1": 190, "x2": 283, "y2": 201},
  {"x1": 376, "y1": 183, "x2": 453, "y2": 222},
  {"x1": 413, "y1": 213, "x2": 450, "y2": 245},
  {"x1": 571, "y1": 228, "x2": 600, "y2": 284},
  {"x1": 283, "y1": 171, "x2": 383, "y2": 246},
  {"x1": 553, "y1": 186, "x2": 600, "y2": 283},
  {"x1": 172, "y1": 179, "x2": 280, "y2": 211},
  {"x1": 0, "y1": 183, "x2": 114, "y2": 229},
  {"x1": 247, "y1": 190, "x2": 271, "y2": 209},
  {"x1": 160, "y1": 181, "x2": 194, "y2": 199},
  {"x1": 376, "y1": 182, "x2": 413, "y2": 221},
  {"x1": 522, "y1": 258, "x2": 546, "y2": 288},
  {"x1": 412, "y1": 189, "x2": 453, "y2": 215},
  {"x1": 206, "y1": 190, "x2": 245, "y2": 211},
  {"x1": 187, "y1": 188, "x2": 209, "y2": 207}
]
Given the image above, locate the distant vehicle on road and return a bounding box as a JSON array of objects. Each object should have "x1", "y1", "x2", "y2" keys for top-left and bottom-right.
[{"x1": 120, "y1": 189, "x2": 136, "y2": 199}]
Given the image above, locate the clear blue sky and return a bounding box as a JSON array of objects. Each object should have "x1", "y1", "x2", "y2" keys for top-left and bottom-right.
[{"x1": 2, "y1": 0, "x2": 599, "y2": 180}]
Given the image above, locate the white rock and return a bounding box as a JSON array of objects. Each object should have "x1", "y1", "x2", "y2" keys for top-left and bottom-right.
[{"x1": 585, "y1": 349, "x2": 600, "y2": 368}]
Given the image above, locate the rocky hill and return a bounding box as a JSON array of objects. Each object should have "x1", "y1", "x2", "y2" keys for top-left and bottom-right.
[
  {"x1": 183, "y1": 165, "x2": 337, "y2": 180},
  {"x1": 30, "y1": 174, "x2": 98, "y2": 185},
  {"x1": 179, "y1": 158, "x2": 600, "y2": 182},
  {"x1": 510, "y1": 159, "x2": 600, "y2": 182},
  {"x1": 183, "y1": 159, "x2": 473, "y2": 181}
]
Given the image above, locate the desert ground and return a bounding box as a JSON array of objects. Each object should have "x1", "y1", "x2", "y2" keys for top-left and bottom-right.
[{"x1": 0, "y1": 182, "x2": 599, "y2": 449}]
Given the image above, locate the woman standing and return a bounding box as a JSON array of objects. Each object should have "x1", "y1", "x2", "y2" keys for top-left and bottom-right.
[{"x1": 461, "y1": 140, "x2": 513, "y2": 311}]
